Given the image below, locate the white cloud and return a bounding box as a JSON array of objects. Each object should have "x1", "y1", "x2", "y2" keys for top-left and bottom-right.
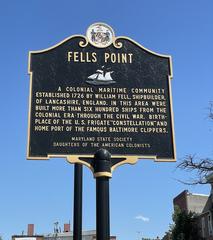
[{"x1": 135, "y1": 215, "x2": 150, "y2": 222}]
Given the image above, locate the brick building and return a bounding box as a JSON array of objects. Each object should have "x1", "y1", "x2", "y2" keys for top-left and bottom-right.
[
  {"x1": 12, "y1": 224, "x2": 43, "y2": 240},
  {"x1": 173, "y1": 190, "x2": 209, "y2": 214},
  {"x1": 173, "y1": 189, "x2": 213, "y2": 240},
  {"x1": 12, "y1": 224, "x2": 116, "y2": 240}
]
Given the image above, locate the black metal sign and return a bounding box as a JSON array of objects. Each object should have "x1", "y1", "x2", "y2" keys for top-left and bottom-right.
[{"x1": 27, "y1": 23, "x2": 175, "y2": 169}]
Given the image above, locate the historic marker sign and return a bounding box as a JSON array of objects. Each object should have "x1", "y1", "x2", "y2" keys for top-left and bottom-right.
[{"x1": 27, "y1": 23, "x2": 176, "y2": 169}]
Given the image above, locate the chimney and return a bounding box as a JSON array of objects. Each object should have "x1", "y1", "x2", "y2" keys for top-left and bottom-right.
[
  {"x1": 27, "y1": 224, "x2": 34, "y2": 236},
  {"x1": 64, "y1": 223, "x2": 70, "y2": 232}
]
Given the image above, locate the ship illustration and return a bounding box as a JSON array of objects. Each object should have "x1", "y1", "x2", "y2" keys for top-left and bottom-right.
[{"x1": 86, "y1": 66, "x2": 116, "y2": 85}]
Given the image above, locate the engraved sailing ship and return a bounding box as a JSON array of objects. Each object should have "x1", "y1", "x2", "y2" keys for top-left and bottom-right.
[{"x1": 86, "y1": 66, "x2": 116, "y2": 85}]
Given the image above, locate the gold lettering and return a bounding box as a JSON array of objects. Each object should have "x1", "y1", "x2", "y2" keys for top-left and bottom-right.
[
  {"x1": 128, "y1": 53, "x2": 133, "y2": 63},
  {"x1": 73, "y1": 52, "x2": 79, "y2": 62},
  {"x1": 68, "y1": 52, "x2": 133, "y2": 63},
  {"x1": 104, "y1": 53, "x2": 133, "y2": 64},
  {"x1": 104, "y1": 53, "x2": 110, "y2": 62},
  {"x1": 111, "y1": 53, "x2": 116, "y2": 63},
  {"x1": 121, "y1": 53, "x2": 127, "y2": 63},
  {"x1": 80, "y1": 52, "x2": 85, "y2": 62},
  {"x1": 92, "y1": 52, "x2": 97, "y2": 62},
  {"x1": 67, "y1": 52, "x2": 73, "y2": 62},
  {"x1": 68, "y1": 52, "x2": 97, "y2": 63}
]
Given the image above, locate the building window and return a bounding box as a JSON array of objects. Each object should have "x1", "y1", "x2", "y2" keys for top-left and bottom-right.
[
  {"x1": 202, "y1": 217, "x2": 205, "y2": 238},
  {"x1": 208, "y1": 213, "x2": 213, "y2": 236}
]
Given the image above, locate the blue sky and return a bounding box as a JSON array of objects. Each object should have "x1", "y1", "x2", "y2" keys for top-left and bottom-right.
[{"x1": 0, "y1": 0, "x2": 213, "y2": 239}]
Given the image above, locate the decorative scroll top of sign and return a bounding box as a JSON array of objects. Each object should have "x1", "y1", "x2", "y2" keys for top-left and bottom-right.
[{"x1": 27, "y1": 22, "x2": 176, "y2": 177}]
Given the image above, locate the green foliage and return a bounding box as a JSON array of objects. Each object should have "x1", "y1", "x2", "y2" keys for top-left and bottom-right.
[
  {"x1": 162, "y1": 231, "x2": 172, "y2": 240},
  {"x1": 171, "y1": 206, "x2": 202, "y2": 240}
]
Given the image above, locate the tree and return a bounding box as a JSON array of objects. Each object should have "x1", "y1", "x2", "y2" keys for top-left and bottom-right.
[
  {"x1": 177, "y1": 102, "x2": 213, "y2": 185},
  {"x1": 162, "y1": 230, "x2": 172, "y2": 240},
  {"x1": 177, "y1": 154, "x2": 213, "y2": 184},
  {"x1": 171, "y1": 206, "x2": 202, "y2": 240}
]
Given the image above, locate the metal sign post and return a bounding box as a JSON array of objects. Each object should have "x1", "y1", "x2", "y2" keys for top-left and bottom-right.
[
  {"x1": 94, "y1": 149, "x2": 111, "y2": 240},
  {"x1": 73, "y1": 164, "x2": 83, "y2": 240}
]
